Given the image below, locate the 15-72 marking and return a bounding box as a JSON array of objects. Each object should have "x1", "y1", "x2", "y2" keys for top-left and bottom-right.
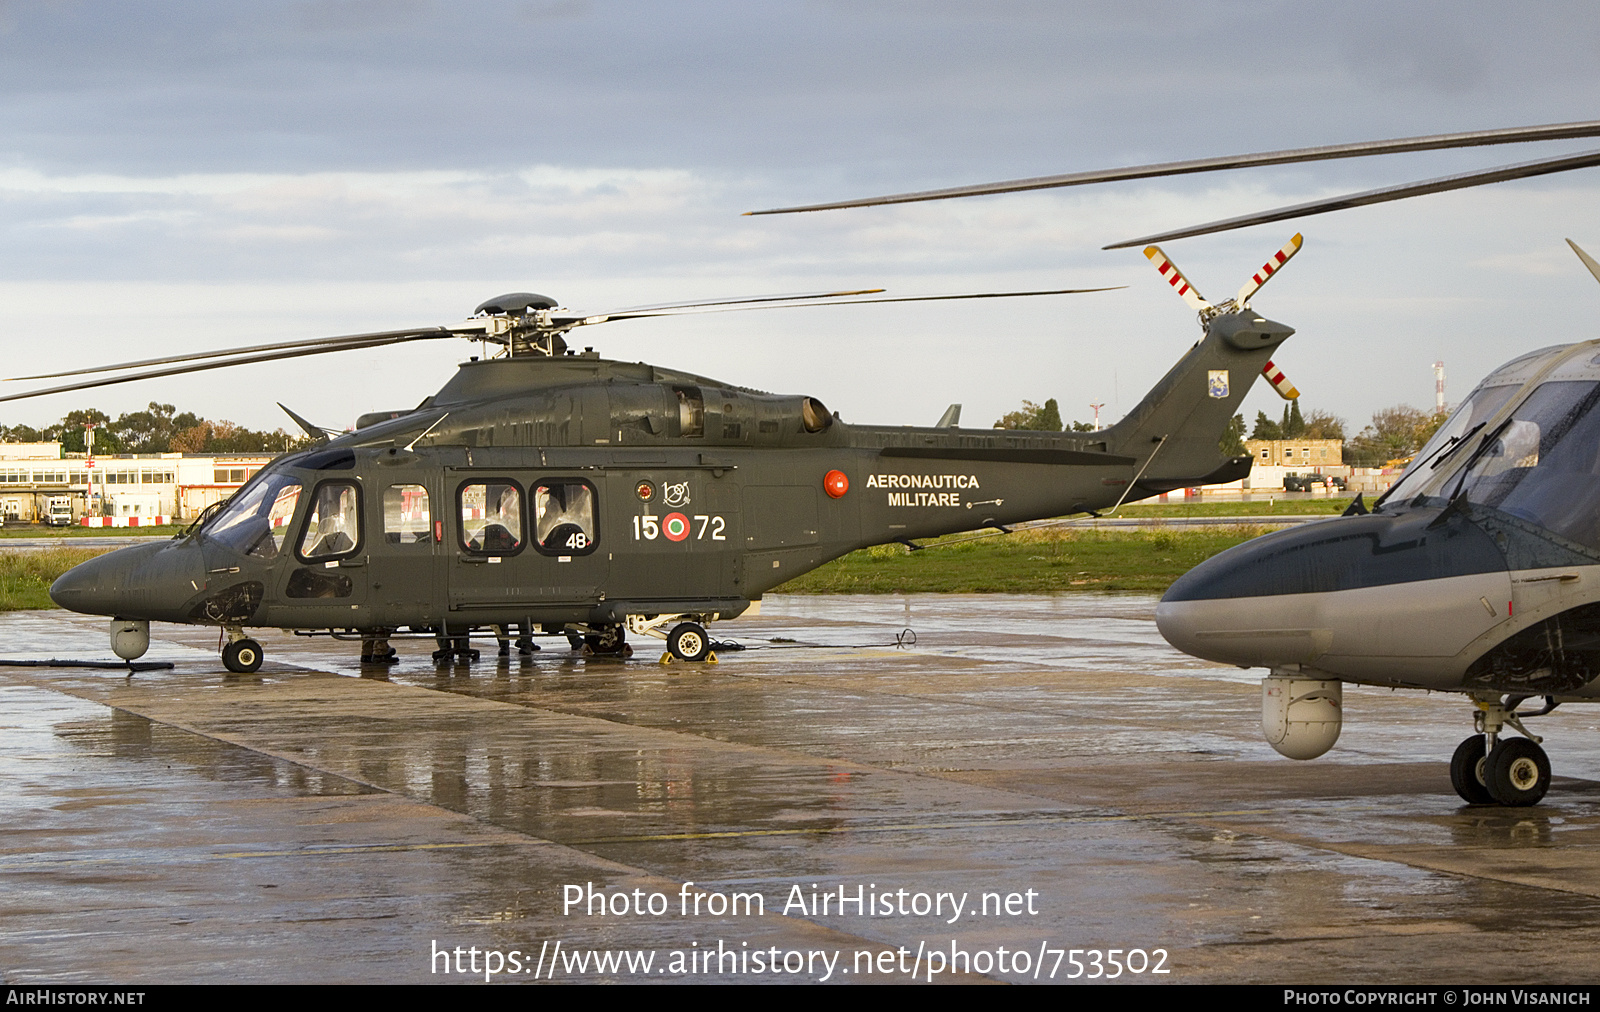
[{"x1": 632, "y1": 515, "x2": 727, "y2": 541}]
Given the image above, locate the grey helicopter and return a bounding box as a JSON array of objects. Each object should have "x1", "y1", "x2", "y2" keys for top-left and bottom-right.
[
  {"x1": 751, "y1": 118, "x2": 1600, "y2": 807},
  {"x1": 29, "y1": 269, "x2": 1287, "y2": 674}
]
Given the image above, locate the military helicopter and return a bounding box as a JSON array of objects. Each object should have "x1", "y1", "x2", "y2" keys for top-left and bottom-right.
[
  {"x1": 750, "y1": 118, "x2": 1600, "y2": 807},
  {"x1": 31, "y1": 269, "x2": 1286, "y2": 674}
]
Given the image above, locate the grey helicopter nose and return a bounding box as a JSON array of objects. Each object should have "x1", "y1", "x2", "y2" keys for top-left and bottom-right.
[
  {"x1": 50, "y1": 541, "x2": 206, "y2": 619},
  {"x1": 1156, "y1": 506, "x2": 1512, "y2": 668}
]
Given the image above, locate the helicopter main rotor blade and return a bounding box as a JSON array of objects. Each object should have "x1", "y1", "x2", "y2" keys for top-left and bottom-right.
[
  {"x1": 569, "y1": 286, "x2": 1124, "y2": 325},
  {"x1": 746, "y1": 120, "x2": 1600, "y2": 215},
  {"x1": 0, "y1": 333, "x2": 456, "y2": 405},
  {"x1": 1105, "y1": 147, "x2": 1600, "y2": 248},
  {"x1": 6, "y1": 325, "x2": 468, "y2": 382},
  {"x1": 562, "y1": 288, "x2": 888, "y2": 319}
]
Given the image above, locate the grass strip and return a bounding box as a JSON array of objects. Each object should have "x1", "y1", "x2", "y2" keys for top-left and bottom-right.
[
  {"x1": 0, "y1": 525, "x2": 184, "y2": 539},
  {"x1": 0, "y1": 548, "x2": 114, "y2": 610},
  {"x1": 775, "y1": 525, "x2": 1273, "y2": 595},
  {"x1": 1112, "y1": 496, "x2": 1353, "y2": 517}
]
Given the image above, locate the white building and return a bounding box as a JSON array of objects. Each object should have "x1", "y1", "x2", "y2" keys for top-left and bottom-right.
[{"x1": 0, "y1": 443, "x2": 278, "y2": 522}]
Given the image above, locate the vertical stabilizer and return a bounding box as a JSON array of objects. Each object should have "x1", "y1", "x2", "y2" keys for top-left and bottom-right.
[{"x1": 1101, "y1": 310, "x2": 1293, "y2": 489}]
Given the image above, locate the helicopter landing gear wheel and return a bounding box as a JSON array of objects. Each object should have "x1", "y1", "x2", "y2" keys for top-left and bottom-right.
[
  {"x1": 1486, "y1": 737, "x2": 1551, "y2": 807},
  {"x1": 583, "y1": 624, "x2": 631, "y2": 657},
  {"x1": 1449, "y1": 735, "x2": 1495, "y2": 805},
  {"x1": 667, "y1": 622, "x2": 710, "y2": 662},
  {"x1": 222, "y1": 638, "x2": 263, "y2": 674}
]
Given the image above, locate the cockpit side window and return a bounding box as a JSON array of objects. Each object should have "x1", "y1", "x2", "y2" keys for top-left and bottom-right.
[
  {"x1": 297, "y1": 481, "x2": 363, "y2": 560},
  {"x1": 533, "y1": 480, "x2": 597, "y2": 555},
  {"x1": 1458, "y1": 380, "x2": 1600, "y2": 548},
  {"x1": 459, "y1": 481, "x2": 523, "y2": 554}
]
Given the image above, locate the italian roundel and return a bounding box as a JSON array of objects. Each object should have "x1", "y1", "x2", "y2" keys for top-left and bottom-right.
[{"x1": 662, "y1": 512, "x2": 690, "y2": 542}]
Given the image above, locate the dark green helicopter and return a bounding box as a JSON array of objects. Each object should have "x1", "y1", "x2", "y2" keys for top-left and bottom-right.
[{"x1": 29, "y1": 273, "x2": 1285, "y2": 672}]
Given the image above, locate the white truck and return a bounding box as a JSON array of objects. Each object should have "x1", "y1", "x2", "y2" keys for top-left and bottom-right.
[{"x1": 44, "y1": 495, "x2": 74, "y2": 526}]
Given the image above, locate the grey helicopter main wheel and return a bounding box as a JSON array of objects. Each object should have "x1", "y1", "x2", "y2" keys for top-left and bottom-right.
[
  {"x1": 1449, "y1": 735, "x2": 1495, "y2": 805},
  {"x1": 667, "y1": 622, "x2": 710, "y2": 662},
  {"x1": 222, "y1": 638, "x2": 264, "y2": 674},
  {"x1": 1486, "y1": 737, "x2": 1551, "y2": 807}
]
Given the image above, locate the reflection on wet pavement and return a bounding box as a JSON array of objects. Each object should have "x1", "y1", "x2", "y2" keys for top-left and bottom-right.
[{"x1": 5, "y1": 595, "x2": 1600, "y2": 984}]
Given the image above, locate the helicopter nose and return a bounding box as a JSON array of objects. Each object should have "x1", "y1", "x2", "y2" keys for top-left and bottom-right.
[
  {"x1": 50, "y1": 541, "x2": 205, "y2": 620},
  {"x1": 1154, "y1": 594, "x2": 1315, "y2": 667},
  {"x1": 1156, "y1": 506, "x2": 1513, "y2": 669}
]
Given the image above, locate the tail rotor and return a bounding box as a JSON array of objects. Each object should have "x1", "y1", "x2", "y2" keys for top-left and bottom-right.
[{"x1": 1144, "y1": 233, "x2": 1305, "y2": 400}]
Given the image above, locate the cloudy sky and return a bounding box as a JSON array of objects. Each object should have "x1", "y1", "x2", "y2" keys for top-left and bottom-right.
[{"x1": 3, "y1": 1, "x2": 1600, "y2": 435}]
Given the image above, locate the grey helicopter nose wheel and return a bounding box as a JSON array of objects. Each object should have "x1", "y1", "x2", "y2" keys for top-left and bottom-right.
[
  {"x1": 667, "y1": 622, "x2": 710, "y2": 662},
  {"x1": 1486, "y1": 737, "x2": 1552, "y2": 807},
  {"x1": 222, "y1": 638, "x2": 264, "y2": 674},
  {"x1": 1449, "y1": 735, "x2": 1496, "y2": 805}
]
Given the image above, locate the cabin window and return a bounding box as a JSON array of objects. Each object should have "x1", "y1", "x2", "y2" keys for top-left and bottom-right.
[
  {"x1": 459, "y1": 481, "x2": 523, "y2": 554},
  {"x1": 533, "y1": 480, "x2": 597, "y2": 555},
  {"x1": 384, "y1": 484, "x2": 432, "y2": 544},
  {"x1": 298, "y1": 482, "x2": 362, "y2": 560}
]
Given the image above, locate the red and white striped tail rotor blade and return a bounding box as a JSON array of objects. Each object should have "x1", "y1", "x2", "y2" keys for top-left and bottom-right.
[
  {"x1": 1143, "y1": 245, "x2": 1211, "y2": 312},
  {"x1": 1235, "y1": 233, "x2": 1303, "y2": 307},
  {"x1": 1261, "y1": 359, "x2": 1300, "y2": 400}
]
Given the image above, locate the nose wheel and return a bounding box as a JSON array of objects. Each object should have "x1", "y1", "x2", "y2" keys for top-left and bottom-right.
[
  {"x1": 222, "y1": 638, "x2": 263, "y2": 674},
  {"x1": 1450, "y1": 696, "x2": 1556, "y2": 807}
]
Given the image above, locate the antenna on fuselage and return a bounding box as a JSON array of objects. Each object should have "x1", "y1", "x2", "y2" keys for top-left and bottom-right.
[{"x1": 1566, "y1": 238, "x2": 1600, "y2": 286}]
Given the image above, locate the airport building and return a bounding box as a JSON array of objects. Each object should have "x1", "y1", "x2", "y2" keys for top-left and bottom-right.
[
  {"x1": 0, "y1": 442, "x2": 278, "y2": 523},
  {"x1": 1244, "y1": 438, "x2": 1345, "y2": 468}
]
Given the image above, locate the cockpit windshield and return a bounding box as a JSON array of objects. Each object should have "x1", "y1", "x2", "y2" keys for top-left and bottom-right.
[
  {"x1": 203, "y1": 470, "x2": 303, "y2": 558},
  {"x1": 1384, "y1": 383, "x2": 1518, "y2": 503}
]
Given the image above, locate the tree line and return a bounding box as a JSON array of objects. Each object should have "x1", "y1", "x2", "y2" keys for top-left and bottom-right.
[
  {"x1": 996, "y1": 397, "x2": 1449, "y2": 468},
  {"x1": 0, "y1": 403, "x2": 310, "y2": 454}
]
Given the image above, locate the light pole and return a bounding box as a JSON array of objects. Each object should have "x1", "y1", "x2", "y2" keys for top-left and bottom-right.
[{"x1": 83, "y1": 422, "x2": 99, "y2": 518}]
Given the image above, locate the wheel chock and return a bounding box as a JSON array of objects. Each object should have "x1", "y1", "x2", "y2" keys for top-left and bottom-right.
[{"x1": 659, "y1": 652, "x2": 674, "y2": 665}]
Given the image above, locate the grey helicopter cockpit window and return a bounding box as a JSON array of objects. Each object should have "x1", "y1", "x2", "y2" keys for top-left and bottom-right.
[
  {"x1": 1452, "y1": 379, "x2": 1600, "y2": 548},
  {"x1": 203, "y1": 472, "x2": 303, "y2": 558},
  {"x1": 1385, "y1": 384, "x2": 1519, "y2": 503}
]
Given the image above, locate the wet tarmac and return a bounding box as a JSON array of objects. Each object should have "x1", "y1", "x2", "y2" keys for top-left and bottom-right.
[{"x1": 4, "y1": 595, "x2": 1600, "y2": 985}]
